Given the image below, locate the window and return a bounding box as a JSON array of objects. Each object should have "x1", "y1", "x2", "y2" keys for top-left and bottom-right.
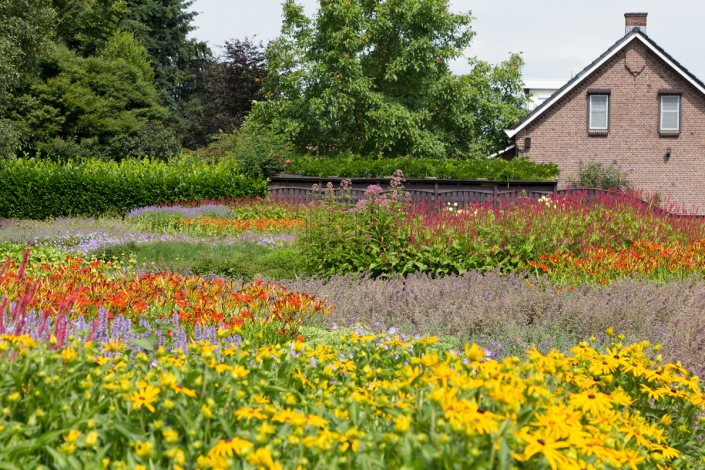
[
  {"x1": 589, "y1": 95, "x2": 609, "y2": 130},
  {"x1": 660, "y1": 95, "x2": 681, "y2": 132}
]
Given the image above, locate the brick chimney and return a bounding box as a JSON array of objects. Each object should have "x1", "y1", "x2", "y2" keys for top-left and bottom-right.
[{"x1": 625, "y1": 12, "x2": 647, "y2": 35}]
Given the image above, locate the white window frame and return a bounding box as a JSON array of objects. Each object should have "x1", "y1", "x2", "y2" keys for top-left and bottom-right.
[
  {"x1": 660, "y1": 95, "x2": 681, "y2": 132},
  {"x1": 589, "y1": 95, "x2": 609, "y2": 130}
]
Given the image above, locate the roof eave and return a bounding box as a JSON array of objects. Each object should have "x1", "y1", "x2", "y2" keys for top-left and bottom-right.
[{"x1": 507, "y1": 31, "x2": 705, "y2": 139}]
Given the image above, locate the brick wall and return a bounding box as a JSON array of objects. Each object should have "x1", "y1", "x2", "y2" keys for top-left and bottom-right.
[{"x1": 514, "y1": 40, "x2": 705, "y2": 213}]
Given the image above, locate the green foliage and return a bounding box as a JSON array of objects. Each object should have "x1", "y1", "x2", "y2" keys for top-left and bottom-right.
[
  {"x1": 191, "y1": 130, "x2": 241, "y2": 163},
  {"x1": 0, "y1": 119, "x2": 21, "y2": 159},
  {"x1": 0, "y1": 241, "x2": 67, "y2": 266},
  {"x1": 0, "y1": 0, "x2": 213, "y2": 158},
  {"x1": 190, "y1": 248, "x2": 306, "y2": 281},
  {"x1": 8, "y1": 44, "x2": 171, "y2": 159},
  {"x1": 0, "y1": 0, "x2": 55, "y2": 157},
  {"x1": 0, "y1": 156, "x2": 268, "y2": 219},
  {"x1": 0, "y1": 0, "x2": 55, "y2": 97},
  {"x1": 249, "y1": 0, "x2": 529, "y2": 158},
  {"x1": 51, "y1": 0, "x2": 127, "y2": 56},
  {"x1": 113, "y1": 122, "x2": 182, "y2": 160},
  {"x1": 228, "y1": 198, "x2": 303, "y2": 220},
  {"x1": 99, "y1": 29, "x2": 153, "y2": 79},
  {"x1": 231, "y1": 124, "x2": 294, "y2": 178},
  {"x1": 287, "y1": 154, "x2": 559, "y2": 180},
  {"x1": 92, "y1": 240, "x2": 307, "y2": 281},
  {"x1": 193, "y1": 125, "x2": 295, "y2": 176},
  {"x1": 119, "y1": 0, "x2": 211, "y2": 139},
  {"x1": 300, "y1": 186, "x2": 705, "y2": 279},
  {"x1": 569, "y1": 160, "x2": 633, "y2": 191},
  {"x1": 461, "y1": 54, "x2": 531, "y2": 155}
]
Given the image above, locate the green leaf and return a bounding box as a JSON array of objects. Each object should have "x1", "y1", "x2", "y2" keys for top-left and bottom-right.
[{"x1": 127, "y1": 338, "x2": 154, "y2": 351}]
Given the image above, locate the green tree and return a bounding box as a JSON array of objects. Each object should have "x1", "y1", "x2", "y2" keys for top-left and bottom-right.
[
  {"x1": 250, "y1": 0, "x2": 528, "y2": 158},
  {"x1": 8, "y1": 36, "x2": 173, "y2": 159},
  {"x1": 0, "y1": 0, "x2": 55, "y2": 157},
  {"x1": 100, "y1": 29, "x2": 154, "y2": 79},
  {"x1": 461, "y1": 54, "x2": 531, "y2": 155},
  {"x1": 51, "y1": 0, "x2": 127, "y2": 56},
  {"x1": 120, "y1": 0, "x2": 210, "y2": 139}
]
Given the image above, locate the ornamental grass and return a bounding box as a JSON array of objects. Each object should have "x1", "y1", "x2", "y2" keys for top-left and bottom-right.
[{"x1": 0, "y1": 331, "x2": 703, "y2": 468}]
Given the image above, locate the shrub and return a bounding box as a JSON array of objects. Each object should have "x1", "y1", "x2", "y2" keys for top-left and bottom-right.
[
  {"x1": 9, "y1": 44, "x2": 171, "y2": 161},
  {"x1": 191, "y1": 130, "x2": 241, "y2": 163},
  {"x1": 569, "y1": 159, "x2": 633, "y2": 190},
  {"x1": 0, "y1": 156, "x2": 268, "y2": 219},
  {"x1": 231, "y1": 124, "x2": 294, "y2": 178},
  {"x1": 193, "y1": 125, "x2": 293, "y2": 177},
  {"x1": 190, "y1": 248, "x2": 307, "y2": 281},
  {"x1": 286, "y1": 154, "x2": 559, "y2": 181}
]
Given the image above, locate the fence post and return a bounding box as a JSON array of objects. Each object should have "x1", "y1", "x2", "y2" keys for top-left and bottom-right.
[{"x1": 493, "y1": 184, "x2": 498, "y2": 215}]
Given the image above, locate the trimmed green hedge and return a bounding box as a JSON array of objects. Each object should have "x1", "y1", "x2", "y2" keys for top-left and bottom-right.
[
  {"x1": 0, "y1": 157, "x2": 268, "y2": 219},
  {"x1": 285, "y1": 155, "x2": 559, "y2": 181}
]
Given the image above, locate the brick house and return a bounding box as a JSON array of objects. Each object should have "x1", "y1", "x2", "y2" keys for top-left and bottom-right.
[{"x1": 505, "y1": 13, "x2": 705, "y2": 212}]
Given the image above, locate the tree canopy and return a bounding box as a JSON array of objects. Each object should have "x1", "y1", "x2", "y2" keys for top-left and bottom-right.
[
  {"x1": 51, "y1": 0, "x2": 127, "y2": 56},
  {"x1": 120, "y1": 0, "x2": 210, "y2": 132},
  {"x1": 249, "y1": 0, "x2": 529, "y2": 158},
  {"x1": 8, "y1": 37, "x2": 174, "y2": 159},
  {"x1": 184, "y1": 38, "x2": 268, "y2": 148},
  {"x1": 0, "y1": 0, "x2": 208, "y2": 158},
  {"x1": 0, "y1": 0, "x2": 55, "y2": 156}
]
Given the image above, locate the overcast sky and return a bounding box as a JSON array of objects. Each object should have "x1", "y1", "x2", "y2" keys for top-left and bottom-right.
[{"x1": 188, "y1": 0, "x2": 703, "y2": 81}]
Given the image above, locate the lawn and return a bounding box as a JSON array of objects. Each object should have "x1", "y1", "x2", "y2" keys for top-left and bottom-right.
[{"x1": 3, "y1": 188, "x2": 705, "y2": 468}]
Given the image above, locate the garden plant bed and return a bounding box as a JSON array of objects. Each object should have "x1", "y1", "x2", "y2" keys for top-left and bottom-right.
[{"x1": 3, "y1": 186, "x2": 705, "y2": 468}]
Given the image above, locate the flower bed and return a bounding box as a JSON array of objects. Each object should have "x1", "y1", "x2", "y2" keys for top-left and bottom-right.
[
  {"x1": 0, "y1": 253, "x2": 331, "y2": 339},
  {"x1": 529, "y1": 238, "x2": 705, "y2": 284},
  {"x1": 126, "y1": 200, "x2": 305, "y2": 237},
  {"x1": 172, "y1": 217, "x2": 305, "y2": 237},
  {"x1": 302, "y1": 185, "x2": 705, "y2": 280},
  {"x1": 0, "y1": 332, "x2": 702, "y2": 468}
]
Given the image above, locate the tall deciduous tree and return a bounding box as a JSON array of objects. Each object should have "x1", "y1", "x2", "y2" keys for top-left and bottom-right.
[{"x1": 250, "y1": 0, "x2": 528, "y2": 158}]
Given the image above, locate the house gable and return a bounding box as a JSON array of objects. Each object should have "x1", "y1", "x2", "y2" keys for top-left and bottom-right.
[
  {"x1": 507, "y1": 31, "x2": 705, "y2": 139},
  {"x1": 509, "y1": 30, "x2": 705, "y2": 213}
]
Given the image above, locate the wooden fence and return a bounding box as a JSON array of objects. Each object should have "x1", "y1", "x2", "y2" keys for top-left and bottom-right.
[
  {"x1": 267, "y1": 176, "x2": 692, "y2": 215},
  {"x1": 267, "y1": 175, "x2": 557, "y2": 209}
]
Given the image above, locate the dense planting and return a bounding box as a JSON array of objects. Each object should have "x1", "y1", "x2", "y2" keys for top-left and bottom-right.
[
  {"x1": 286, "y1": 155, "x2": 559, "y2": 181},
  {"x1": 1, "y1": 329, "x2": 704, "y2": 468},
  {"x1": 5, "y1": 184, "x2": 705, "y2": 468},
  {"x1": 284, "y1": 270, "x2": 705, "y2": 378},
  {"x1": 0, "y1": 254, "x2": 330, "y2": 340},
  {"x1": 0, "y1": 158, "x2": 267, "y2": 219},
  {"x1": 303, "y1": 187, "x2": 705, "y2": 279}
]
